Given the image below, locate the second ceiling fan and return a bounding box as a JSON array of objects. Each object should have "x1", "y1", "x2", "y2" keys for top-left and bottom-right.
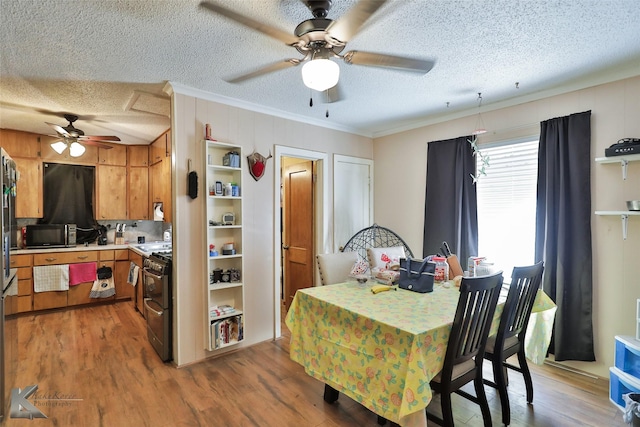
[{"x1": 199, "y1": 0, "x2": 435, "y2": 101}]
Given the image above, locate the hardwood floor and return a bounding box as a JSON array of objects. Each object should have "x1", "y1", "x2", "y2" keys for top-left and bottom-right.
[{"x1": 3, "y1": 302, "x2": 627, "y2": 426}]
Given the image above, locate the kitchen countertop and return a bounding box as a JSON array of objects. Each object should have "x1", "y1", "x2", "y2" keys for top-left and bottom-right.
[{"x1": 11, "y1": 241, "x2": 170, "y2": 258}]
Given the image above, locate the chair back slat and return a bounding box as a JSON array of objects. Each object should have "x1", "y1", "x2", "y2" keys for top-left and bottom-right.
[
  {"x1": 444, "y1": 272, "x2": 503, "y2": 370},
  {"x1": 498, "y1": 262, "x2": 544, "y2": 342}
]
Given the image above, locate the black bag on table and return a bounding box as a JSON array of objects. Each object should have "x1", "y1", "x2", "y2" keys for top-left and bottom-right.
[{"x1": 398, "y1": 258, "x2": 435, "y2": 293}]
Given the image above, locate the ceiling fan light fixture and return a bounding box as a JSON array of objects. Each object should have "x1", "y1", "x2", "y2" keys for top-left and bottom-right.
[
  {"x1": 301, "y1": 58, "x2": 340, "y2": 92},
  {"x1": 51, "y1": 141, "x2": 68, "y2": 154},
  {"x1": 69, "y1": 142, "x2": 86, "y2": 157}
]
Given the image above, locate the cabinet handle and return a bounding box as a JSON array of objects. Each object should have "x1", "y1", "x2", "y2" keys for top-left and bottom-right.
[
  {"x1": 45, "y1": 257, "x2": 57, "y2": 262},
  {"x1": 10, "y1": 260, "x2": 16, "y2": 265},
  {"x1": 77, "y1": 255, "x2": 88, "y2": 260}
]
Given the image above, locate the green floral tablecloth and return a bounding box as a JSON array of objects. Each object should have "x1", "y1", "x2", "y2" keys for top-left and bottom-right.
[{"x1": 285, "y1": 282, "x2": 556, "y2": 426}]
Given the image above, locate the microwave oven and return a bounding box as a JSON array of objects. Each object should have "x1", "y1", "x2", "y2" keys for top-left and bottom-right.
[{"x1": 25, "y1": 224, "x2": 77, "y2": 248}]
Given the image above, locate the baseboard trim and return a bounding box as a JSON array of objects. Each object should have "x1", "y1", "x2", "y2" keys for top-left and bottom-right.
[{"x1": 543, "y1": 360, "x2": 601, "y2": 381}]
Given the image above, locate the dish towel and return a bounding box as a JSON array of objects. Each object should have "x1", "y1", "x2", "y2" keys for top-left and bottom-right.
[
  {"x1": 127, "y1": 262, "x2": 139, "y2": 287},
  {"x1": 90, "y1": 277, "x2": 115, "y2": 298},
  {"x1": 69, "y1": 262, "x2": 97, "y2": 286},
  {"x1": 33, "y1": 265, "x2": 70, "y2": 292}
]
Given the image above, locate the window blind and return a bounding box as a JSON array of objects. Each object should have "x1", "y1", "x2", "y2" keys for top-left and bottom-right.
[{"x1": 476, "y1": 139, "x2": 539, "y2": 278}]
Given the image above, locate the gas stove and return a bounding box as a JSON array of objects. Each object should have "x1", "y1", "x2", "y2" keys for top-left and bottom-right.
[{"x1": 144, "y1": 251, "x2": 172, "y2": 275}]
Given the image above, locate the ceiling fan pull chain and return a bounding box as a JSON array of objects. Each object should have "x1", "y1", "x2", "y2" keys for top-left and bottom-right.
[
  {"x1": 325, "y1": 109, "x2": 329, "y2": 118},
  {"x1": 309, "y1": 96, "x2": 313, "y2": 107}
]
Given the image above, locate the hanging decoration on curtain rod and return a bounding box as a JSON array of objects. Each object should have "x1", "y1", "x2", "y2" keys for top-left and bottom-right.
[{"x1": 469, "y1": 93, "x2": 490, "y2": 183}]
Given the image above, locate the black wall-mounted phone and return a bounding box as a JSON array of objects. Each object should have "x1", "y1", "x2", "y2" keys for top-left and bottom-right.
[{"x1": 605, "y1": 138, "x2": 640, "y2": 157}]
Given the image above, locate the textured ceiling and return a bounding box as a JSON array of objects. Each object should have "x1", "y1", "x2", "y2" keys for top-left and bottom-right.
[{"x1": 1, "y1": 0, "x2": 640, "y2": 144}]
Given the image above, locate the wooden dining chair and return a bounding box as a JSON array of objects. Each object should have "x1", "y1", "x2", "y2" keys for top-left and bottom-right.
[
  {"x1": 482, "y1": 261, "x2": 544, "y2": 426},
  {"x1": 426, "y1": 271, "x2": 503, "y2": 427}
]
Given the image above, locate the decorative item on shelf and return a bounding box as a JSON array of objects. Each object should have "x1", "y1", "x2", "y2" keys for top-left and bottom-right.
[
  {"x1": 205, "y1": 123, "x2": 216, "y2": 141},
  {"x1": 209, "y1": 244, "x2": 218, "y2": 257},
  {"x1": 247, "y1": 150, "x2": 272, "y2": 181},
  {"x1": 215, "y1": 181, "x2": 223, "y2": 196},
  {"x1": 223, "y1": 151, "x2": 240, "y2": 168},
  {"x1": 222, "y1": 242, "x2": 236, "y2": 255},
  {"x1": 211, "y1": 268, "x2": 223, "y2": 283},
  {"x1": 229, "y1": 268, "x2": 241, "y2": 282},
  {"x1": 222, "y1": 212, "x2": 235, "y2": 225}
]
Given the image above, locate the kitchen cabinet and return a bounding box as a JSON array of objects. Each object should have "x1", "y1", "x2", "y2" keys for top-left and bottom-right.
[
  {"x1": 148, "y1": 130, "x2": 171, "y2": 222},
  {"x1": 98, "y1": 143, "x2": 127, "y2": 166},
  {"x1": 128, "y1": 145, "x2": 149, "y2": 167},
  {"x1": 97, "y1": 165, "x2": 127, "y2": 220},
  {"x1": 149, "y1": 156, "x2": 171, "y2": 222},
  {"x1": 10, "y1": 254, "x2": 33, "y2": 313},
  {"x1": 128, "y1": 166, "x2": 149, "y2": 220},
  {"x1": 33, "y1": 251, "x2": 100, "y2": 310},
  {"x1": 13, "y1": 157, "x2": 43, "y2": 218},
  {"x1": 149, "y1": 130, "x2": 170, "y2": 165},
  {"x1": 203, "y1": 140, "x2": 244, "y2": 351},
  {"x1": 0, "y1": 129, "x2": 40, "y2": 158}
]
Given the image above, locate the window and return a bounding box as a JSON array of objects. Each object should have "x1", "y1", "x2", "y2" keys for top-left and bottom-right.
[{"x1": 475, "y1": 139, "x2": 538, "y2": 280}]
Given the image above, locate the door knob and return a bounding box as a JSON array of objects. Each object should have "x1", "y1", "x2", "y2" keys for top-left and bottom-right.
[{"x1": 282, "y1": 245, "x2": 290, "y2": 250}]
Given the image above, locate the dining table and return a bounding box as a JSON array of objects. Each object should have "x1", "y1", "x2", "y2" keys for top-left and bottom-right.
[{"x1": 285, "y1": 280, "x2": 557, "y2": 427}]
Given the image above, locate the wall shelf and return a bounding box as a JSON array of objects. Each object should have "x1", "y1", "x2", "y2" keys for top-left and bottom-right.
[
  {"x1": 594, "y1": 211, "x2": 640, "y2": 240},
  {"x1": 595, "y1": 153, "x2": 640, "y2": 180}
]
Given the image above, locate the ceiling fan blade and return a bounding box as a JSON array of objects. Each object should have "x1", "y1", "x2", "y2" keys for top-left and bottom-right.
[
  {"x1": 343, "y1": 51, "x2": 435, "y2": 74},
  {"x1": 225, "y1": 58, "x2": 302, "y2": 84},
  {"x1": 199, "y1": 1, "x2": 300, "y2": 46},
  {"x1": 325, "y1": 0, "x2": 387, "y2": 44},
  {"x1": 45, "y1": 122, "x2": 70, "y2": 137},
  {"x1": 80, "y1": 135, "x2": 121, "y2": 142},
  {"x1": 80, "y1": 140, "x2": 113, "y2": 149}
]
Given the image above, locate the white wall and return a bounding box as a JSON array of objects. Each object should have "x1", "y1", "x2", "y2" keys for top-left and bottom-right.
[
  {"x1": 373, "y1": 75, "x2": 640, "y2": 378},
  {"x1": 167, "y1": 86, "x2": 372, "y2": 366}
]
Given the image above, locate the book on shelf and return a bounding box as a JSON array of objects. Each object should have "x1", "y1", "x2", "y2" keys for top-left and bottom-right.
[
  {"x1": 210, "y1": 304, "x2": 236, "y2": 319},
  {"x1": 210, "y1": 315, "x2": 244, "y2": 349}
]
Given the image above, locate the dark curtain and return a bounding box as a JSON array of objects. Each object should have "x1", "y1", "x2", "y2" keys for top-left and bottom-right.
[
  {"x1": 535, "y1": 110, "x2": 595, "y2": 361},
  {"x1": 423, "y1": 136, "x2": 478, "y2": 263},
  {"x1": 40, "y1": 163, "x2": 99, "y2": 243}
]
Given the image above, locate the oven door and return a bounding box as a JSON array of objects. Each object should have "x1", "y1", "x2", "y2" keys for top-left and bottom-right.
[
  {"x1": 143, "y1": 298, "x2": 170, "y2": 361},
  {"x1": 143, "y1": 268, "x2": 166, "y2": 308}
]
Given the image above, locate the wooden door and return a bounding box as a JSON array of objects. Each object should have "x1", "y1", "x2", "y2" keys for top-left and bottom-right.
[{"x1": 283, "y1": 160, "x2": 314, "y2": 310}]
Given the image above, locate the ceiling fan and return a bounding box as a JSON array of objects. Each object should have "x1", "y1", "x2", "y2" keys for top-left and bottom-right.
[
  {"x1": 199, "y1": 0, "x2": 435, "y2": 101},
  {"x1": 46, "y1": 114, "x2": 120, "y2": 157}
]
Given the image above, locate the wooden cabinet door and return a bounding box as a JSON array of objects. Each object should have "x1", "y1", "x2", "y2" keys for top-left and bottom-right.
[
  {"x1": 98, "y1": 143, "x2": 127, "y2": 165},
  {"x1": 128, "y1": 166, "x2": 149, "y2": 220},
  {"x1": 114, "y1": 260, "x2": 133, "y2": 300},
  {"x1": 149, "y1": 132, "x2": 167, "y2": 165},
  {"x1": 14, "y1": 157, "x2": 43, "y2": 218},
  {"x1": 97, "y1": 165, "x2": 127, "y2": 220},
  {"x1": 0, "y1": 129, "x2": 40, "y2": 158},
  {"x1": 128, "y1": 145, "x2": 149, "y2": 166}
]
